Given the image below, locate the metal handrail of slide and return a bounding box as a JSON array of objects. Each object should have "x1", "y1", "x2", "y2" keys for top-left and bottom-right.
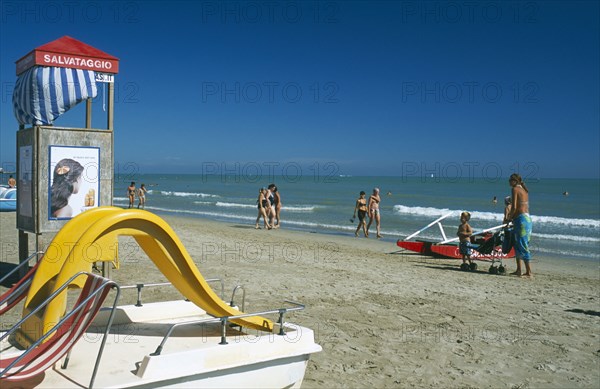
[
  {"x1": 0, "y1": 271, "x2": 121, "y2": 389},
  {"x1": 120, "y1": 278, "x2": 225, "y2": 307},
  {"x1": 230, "y1": 285, "x2": 246, "y2": 311},
  {"x1": 151, "y1": 300, "x2": 306, "y2": 355},
  {"x1": 0, "y1": 251, "x2": 44, "y2": 285}
]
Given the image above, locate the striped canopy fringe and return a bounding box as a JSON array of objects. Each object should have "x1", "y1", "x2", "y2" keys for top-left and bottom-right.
[{"x1": 13, "y1": 66, "x2": 97, "y2": 125}]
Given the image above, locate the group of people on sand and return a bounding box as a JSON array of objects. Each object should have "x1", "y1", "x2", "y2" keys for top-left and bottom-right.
[
  {"x1": 255, "y1": 184, "x2": 281, "y2": 229},
  {"x1": 352, "y1": 187, "x2": 382, "y2": 239},
  {"x1": 457, "y1": 173, "x2": 533, "y2": 278},
  {"x1": 127, "y1": 182, "x2": 148, "y2": 209}
]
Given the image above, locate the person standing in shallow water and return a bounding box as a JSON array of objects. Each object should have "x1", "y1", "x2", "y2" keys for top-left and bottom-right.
[
  {"x1": 366, "y1": 187, "x2": 382, "y2": 239},
  {"x1": 353, "y1": 191, "x2": 369, "y2": 237},
  {"x1": 270, "y1": 184, "x2": 282, "y2": 228},
  {"x1": 137, "y1": 184, "x2": 148, "y2": 209},
  {"x1": 127, "y1": 182, "x2": 136, "y2": 208},
  {"x1": 255, "y1": 188, "x2": 271, "y2": 229},
  {"x1": 508, "y1": 173, "x2": 533, "y2": 278}
]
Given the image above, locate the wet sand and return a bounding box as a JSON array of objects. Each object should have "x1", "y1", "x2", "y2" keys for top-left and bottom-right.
[{"x1": 1, "y1": 211, "x2": 599, "y2": 388}]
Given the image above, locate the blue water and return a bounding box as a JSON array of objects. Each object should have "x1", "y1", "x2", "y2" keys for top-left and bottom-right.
[{"x1": 113, "y1": 175, "x2": 600, "y2": 262}]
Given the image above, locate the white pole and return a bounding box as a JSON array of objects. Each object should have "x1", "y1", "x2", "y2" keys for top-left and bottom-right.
[
  {"x1": 440, "y1": 223, "x2": 509, "y2": 244},
  {"x1": 437, "y1": 221, "x2": 448, "y2": 242},
  {"x1": 403, "y1": 211, "x2": 455, "y2": 241}
]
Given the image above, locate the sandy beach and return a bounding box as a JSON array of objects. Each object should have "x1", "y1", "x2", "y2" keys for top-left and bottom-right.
[{"x1": 1, "y1": 211, "x2": 599, "y2": 388}]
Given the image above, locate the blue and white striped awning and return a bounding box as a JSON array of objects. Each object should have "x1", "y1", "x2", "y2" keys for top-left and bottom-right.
[{"x1": 13, "y1": 66, "x2": 97, "y2": 125}]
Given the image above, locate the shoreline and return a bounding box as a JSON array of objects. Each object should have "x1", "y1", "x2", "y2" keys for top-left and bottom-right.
[
  {"x1": 140, "y1": 206, "x2": 600, "y2": 264},
  {"x1": 1, "y1": 211, "x2": 599, "y2": 387}
]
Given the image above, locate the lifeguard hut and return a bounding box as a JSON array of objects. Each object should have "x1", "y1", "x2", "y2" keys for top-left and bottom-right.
[{"x1": 13, "y1": 36, "x2": 120, "y2": 276}]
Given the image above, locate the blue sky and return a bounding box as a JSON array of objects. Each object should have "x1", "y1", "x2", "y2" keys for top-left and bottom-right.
[{"x1": 1, "y1": 1, "x2": 598, "y2": 179}]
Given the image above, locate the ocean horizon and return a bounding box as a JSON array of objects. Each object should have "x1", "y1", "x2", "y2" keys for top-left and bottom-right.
[{"x1": 109, "y1": 174, "x2": 600, "y2": 263}]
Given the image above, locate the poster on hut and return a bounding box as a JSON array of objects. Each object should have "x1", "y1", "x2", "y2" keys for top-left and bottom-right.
[{"x1": 48, "y1": 146, "x2": 100, "y2": 220}]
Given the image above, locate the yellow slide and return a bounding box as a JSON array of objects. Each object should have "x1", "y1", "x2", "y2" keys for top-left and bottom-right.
[{"x1": 17, "y1": 207, "x2": 272, "y2": 347}]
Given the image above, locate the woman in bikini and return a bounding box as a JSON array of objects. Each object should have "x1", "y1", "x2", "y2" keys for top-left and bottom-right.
[
  {"x1": 137, "y1": 184, "x2": 148, "y2": 209},
  {"x1": 127, "y1": 182, "x2": 136, "y2": 208},
  {"x1": 353, "y1": 191, "x2": 369, "y2": 237},
  {"x1": 272, "y1": 185, "x2": 282, "y2": 228},
  {"x1": 366, "y1": 187, "x2": 382, "y2": 239},
  {"x1": 508, "y1": 173, "x2": 533, "y2": 278},
  {"x1": 255, "y1": 188, "x2": 271, "y2": 229}
]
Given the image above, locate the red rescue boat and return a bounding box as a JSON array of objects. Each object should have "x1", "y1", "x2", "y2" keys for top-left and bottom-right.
[{"x1": 396, "y1": 212, "x2": 515, "y2": 273}]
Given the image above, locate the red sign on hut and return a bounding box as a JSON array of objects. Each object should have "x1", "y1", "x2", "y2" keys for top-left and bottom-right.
[
  {"x1": 13, "y1": 36, "x2": 120, "y2": 126},
  {"x1": 15, "y1": 35, "x2": 119, "y2": 76}
]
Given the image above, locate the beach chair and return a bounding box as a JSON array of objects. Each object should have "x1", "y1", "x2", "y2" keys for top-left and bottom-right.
[
  {"x1": 0, "y1": 260, "x2": 40, "y2": 316},
  {"x1": 0, "y1": 272, "x2": 120, "y2": 388}
]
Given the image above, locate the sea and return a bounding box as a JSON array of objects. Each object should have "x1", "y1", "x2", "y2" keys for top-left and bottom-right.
[{"x1": 113, "y1": 174, "x2": 600, "y2": 262}]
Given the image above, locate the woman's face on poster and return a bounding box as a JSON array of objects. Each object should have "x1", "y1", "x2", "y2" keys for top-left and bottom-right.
[{"x1": 73, "y1": 175, "x2": 83, "y2": 194}]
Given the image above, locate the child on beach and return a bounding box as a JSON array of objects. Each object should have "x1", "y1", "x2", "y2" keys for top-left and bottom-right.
[{"x1": 457, "y1": 211, "x2": 474, "y2": 267}]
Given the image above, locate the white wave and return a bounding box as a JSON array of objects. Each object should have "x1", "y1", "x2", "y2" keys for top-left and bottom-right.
[
  {"x1": 278, "y1": 218, "x2": 350, "y2": 230},
  {"x1": 393, "y1": 205, "x2": 456, "y2": 217},
  {"x1": 284, "y1": 206, "x2": 316, "y2": 212},
  {"x1": 136, "y1": 208, "x2": 388, "y2": 236},
  {"x1": 533, "y1": 246, "x2": 600, "y2": 259},
  {"x1": 393, "y1": 205, "x2": 600, "y2": 228},
  {"x1": 160, "y1": 191, "x2": 220, "y2": 198},
  {"x1": 393, "y1": 205, "x2": 505, "y2": 223},
  {"x1": 113, "y1": 196, "x2": 128, "y2": 201},
  {"x1": 533, "y1": 233, "x2": 600, "y2": 243},
  {"x1": 470, "y1": 211, "x2": 504, "y2": 221},
  {"x1": 214, "y1": 202, "x2": 317, "y2": 212},
  {"x1": 110, "y1": 200, "x2": 324, "y2": 229},
  {"x1": 135, "y1": 205, "x2": 257, "y2": 222},
  {"x1": 216, "y1": 202, "x2": 255, "y2": 209},
  {"x1": 193, "y1": 201, "x2": 214, "y2": 205},
  {"x1": 532, "y1": 215, "x2": 599, "y2": 228}
]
